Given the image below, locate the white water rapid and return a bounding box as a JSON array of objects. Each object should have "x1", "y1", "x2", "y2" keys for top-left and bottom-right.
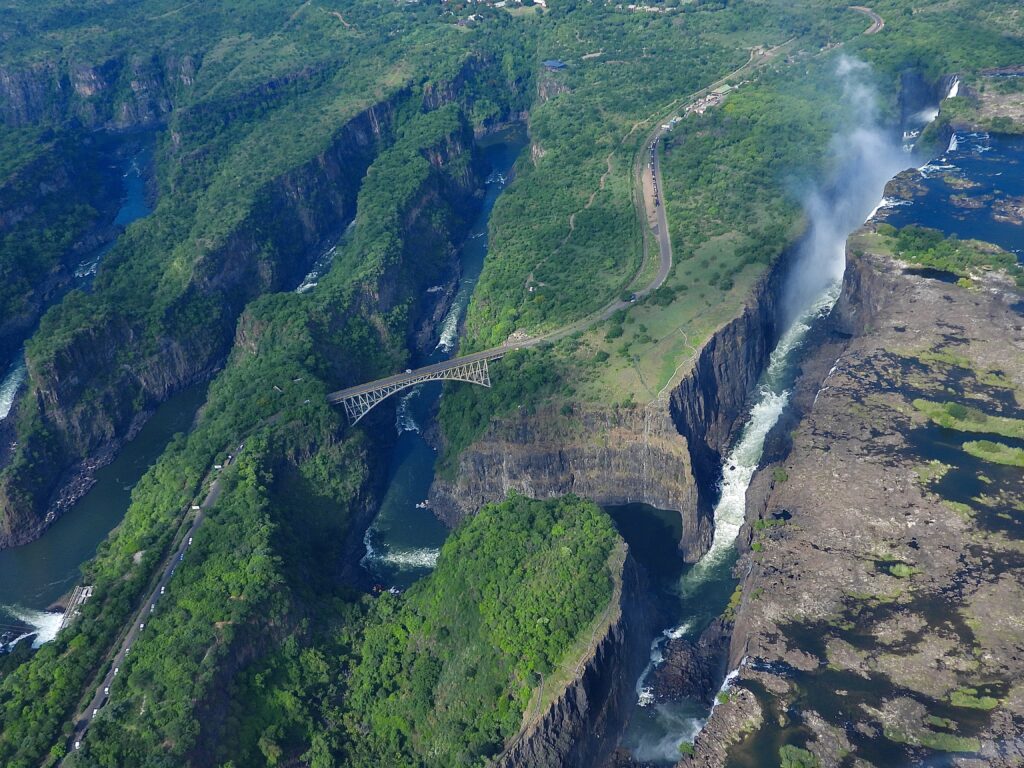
[
  {"x1": 626, "y1": 55, "x2": 927, "y2": 762},
  {"x1": 0, "y1": 355, "x2": 27, "y2": 421}
]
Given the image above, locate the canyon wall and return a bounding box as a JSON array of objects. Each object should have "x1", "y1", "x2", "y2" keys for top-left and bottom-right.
[
  {"x1": 0, "y1": 66, "x2": 495, "y2": 548},
  {"x1": 499, "y1": 543, "x2": 655, "y2": 768},
  {"x1": 0, "y1": 54, "x2": 197, "y2": 129},
  {"x1": 431, "y1": 252, "x2": 787, "y2": 562}
]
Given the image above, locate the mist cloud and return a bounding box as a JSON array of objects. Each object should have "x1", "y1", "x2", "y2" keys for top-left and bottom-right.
[{"x1": 781, "y1": 55, "x2": 914, "y2": 329}]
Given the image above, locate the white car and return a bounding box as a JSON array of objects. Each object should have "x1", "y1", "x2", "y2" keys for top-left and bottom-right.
[
  {"x1": 104, "y1": 686, "x2": 109, "y2": 695},
  {"x1": 74, "y1": 741, "x2": 81, "y2": 750},
  {"x1": 160, "y1": 586, "x2": 165, "y2": 595},
  {"x1": 113, "y1": 667, "x2": 119, "y2": 676},
  {"x1": 139, "y1": 623, "x2": 145, "y2": 630}
]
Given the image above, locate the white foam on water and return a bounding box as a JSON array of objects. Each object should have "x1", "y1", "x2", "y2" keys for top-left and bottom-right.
[
  {"x1": 684, "y1": 284, "x2": 839, "y2": 588},
  {"x1": 379, "y1": 547, "x2": 440, "y2": 568},
  {"x1": 0, "y1": 354, "x2": 27, "y2": 420},
  {"x1": 864, "y1": 196, "x2": 911, "y2": 224},
  {"x1": 395, "y1": 388, "x2": 421, "y2": 434},
  {"x1": 6, "y1": 606, "x2": 64, "y2": 648},
  {"x1": 74, "y1": 253, "x2": 102, "y2": 279},
  {"x1": 631, "y1": 284, "x2": 840, "y2": 755},
  {"x1": 635, "y1": 619, "x2": 696, "y2": 707},
  {"x1": 435, "y1": 295, "x2": 464, "y2": 353},
  {"x1": 296, "y1": 244, "x2": 338, "y2": 294}
]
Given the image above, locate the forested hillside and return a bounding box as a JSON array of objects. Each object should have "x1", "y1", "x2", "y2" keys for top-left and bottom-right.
[{"x1": 1, "y1": 0, "x2": 1020, "y2": 766}]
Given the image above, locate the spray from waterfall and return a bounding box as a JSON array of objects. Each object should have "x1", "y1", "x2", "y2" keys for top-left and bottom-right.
[
  {"x1": 625, "y1": 56, "x2": 925, "y2": 763},
  {"x1": 781, "y1": 55, "x2": 910, "y2": 328}
]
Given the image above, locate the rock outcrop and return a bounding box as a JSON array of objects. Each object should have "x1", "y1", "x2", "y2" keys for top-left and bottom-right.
[
  {"x1": 499, "y1": 543, "x2": 655, "y2": 768},
  {"x1": 690, "y1": 235, "x2": 1024, "y2": 767},
  {"x1": 432, "y1": 251, "x2": 787, "y2": 562}
]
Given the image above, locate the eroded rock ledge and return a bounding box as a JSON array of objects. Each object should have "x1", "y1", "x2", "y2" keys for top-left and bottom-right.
[
  {"x1": 431, "y1": 251, "x2": 787, "y2": 562},
  {"x1": 687, "y1": 239, "x2": 1024, "y2": 767}
]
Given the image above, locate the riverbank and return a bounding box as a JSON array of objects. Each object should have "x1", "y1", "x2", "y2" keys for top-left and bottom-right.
[{"x1": 358, "y1": 125, "x2": 528, "y2": 588}]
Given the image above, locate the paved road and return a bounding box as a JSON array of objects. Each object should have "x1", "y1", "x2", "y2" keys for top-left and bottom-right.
[
  {"x1": 327, "y1": 41, "x2": 794, "y2": 408},
  {"x1": 64, "y1": 446, "x2": 243, "y2": 757},
  {"x1": 850, "y1": 5, "x2": 884, "y2": 34}
]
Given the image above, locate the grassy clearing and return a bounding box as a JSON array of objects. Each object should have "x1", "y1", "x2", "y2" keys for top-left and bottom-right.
[
  {"x1": 963, "y1": 440, "x2": 1024, "y2": 468},
  {"x1": 949, "y1": 687, "x2": 1000, "y2": 710},
  {"x1": 913, "y1": 399, "x2": 1024, "y2": 439}
]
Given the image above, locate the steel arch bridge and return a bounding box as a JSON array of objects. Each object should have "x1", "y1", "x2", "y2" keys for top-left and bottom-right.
[{"x1": 326, "y1": 349, "x2": 506, "y2": 424}]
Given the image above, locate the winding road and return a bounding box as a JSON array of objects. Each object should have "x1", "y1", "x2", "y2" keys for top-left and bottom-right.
[
  {"x1": 850, "y1": 5, "x2": 884, "y2": 35},
  {"x1": 327, "y1": 41, "x2": 793, "y2": 410}
]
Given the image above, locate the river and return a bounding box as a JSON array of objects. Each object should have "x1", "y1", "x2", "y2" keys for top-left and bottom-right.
[
  {"x1": 615, "y1": 70, "x2": 953, "y2": 762},
  {"x1": 361, "y1": 126, "x2": 527, "y2": 589},
  {"x1": 0, "y1": 139, "x2": 153, "y2": 420},
  {"x1": 0, "y1": 137, "x2": 175, "y2": 650}
]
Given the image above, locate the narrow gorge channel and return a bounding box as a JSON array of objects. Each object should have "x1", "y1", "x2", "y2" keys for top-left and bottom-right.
[
  {"x1": 361, "y1": 127, "x2": 527, "y2": 588},
  {"x1": 0, "y1": 137, "x2": 168, "y2": 647},
  {"x1": 615, "y1": 65, "x2": 953, "y2": 764}
]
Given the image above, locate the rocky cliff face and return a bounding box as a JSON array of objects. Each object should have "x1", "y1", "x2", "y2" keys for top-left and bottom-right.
[
  {"x1": 431, "y1": 254, "x2": 786, "y2": 562},
  {"x1": 499, "y1": 544, "x2": 655, "y2": 768},
  {"x1": 0, "y1": 54, "x2": 196, "y2": 129},
  {"x1": 431, "y1": 403, "x2": 705, "y2": 556},
  {"x1": 686, "y1": 238, "x2": 1024, "y2": 767}
]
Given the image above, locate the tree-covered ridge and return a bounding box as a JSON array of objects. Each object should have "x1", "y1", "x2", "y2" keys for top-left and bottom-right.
[
  {"x1": 461, "y1": 0, "x2": 862, "y2": 350},
  {"x1": 0, "y1": 4, "x2": 534, "y2": 543},
  {"x1": 0, "y1": 87, "x2": 494, "y2": 767},
  {"x1": 342, "y1": 493, "x2": 619, "y2": 768}
]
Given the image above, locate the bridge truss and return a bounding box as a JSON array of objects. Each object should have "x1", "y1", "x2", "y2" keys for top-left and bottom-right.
[{"x1": 335, "y1": 356, "x2": 494, "y2": 425}]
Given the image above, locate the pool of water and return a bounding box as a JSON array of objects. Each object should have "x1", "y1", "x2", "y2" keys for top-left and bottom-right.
[
  {"x1": 360, "y1": 126, "x2": 528, "y2": 589},
  {"x1": 881, "y1": 131, "x2": 1024, "y2": 258}
]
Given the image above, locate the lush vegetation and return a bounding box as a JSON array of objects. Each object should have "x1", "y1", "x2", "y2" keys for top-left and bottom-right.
[
  {"x1": 872, "y1": 224, "x2": 1023, "y2": 285},
  {"x1": 341, "y1": 493, "x2": 619, "y2": 767},
  {"x1": 0, "y1": 16, "x2": 529, "y2": 762},
  {"x1": 0, "y1": 0, "x2": 534, "y2": 545},
  {"x1": 912, "y1": 399, "x2": 1024, "y2": 439},
  {"x1": 962, "y1": 439, "x2": 1024, "y2": 467}
]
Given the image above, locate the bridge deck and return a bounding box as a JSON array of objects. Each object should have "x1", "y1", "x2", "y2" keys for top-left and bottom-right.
[{"x1": 326, "y1": 347, "x2": 509, "y2": 404}]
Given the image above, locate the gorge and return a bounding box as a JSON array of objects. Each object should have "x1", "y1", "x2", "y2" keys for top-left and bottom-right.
[{"x1": 0, "y1": 2, "x2": 1022, "y2": 767}]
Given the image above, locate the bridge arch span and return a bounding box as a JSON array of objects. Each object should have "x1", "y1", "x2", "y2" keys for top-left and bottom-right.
[{"x1": 328, "y1": 354, "x2": 500, "y2": 425}]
